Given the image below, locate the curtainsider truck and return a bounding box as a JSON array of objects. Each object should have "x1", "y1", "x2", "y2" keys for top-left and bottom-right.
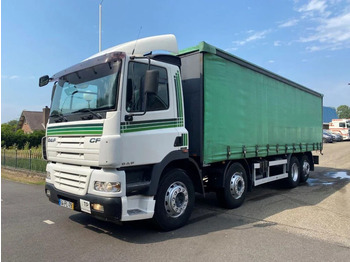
[{"x1": 40, "y1": 34, "x2": 323, "y2": 231}]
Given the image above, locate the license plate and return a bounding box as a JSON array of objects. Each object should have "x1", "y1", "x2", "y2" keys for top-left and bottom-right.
[
  {"x1": 80, "y1": 199, "x2": 91, "y2": 214},
  {"x1": 59, "y1": 199, "x2": 74, "y2": 210}
]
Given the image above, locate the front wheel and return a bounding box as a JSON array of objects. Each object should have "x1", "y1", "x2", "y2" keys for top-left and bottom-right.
[
  {"x1": 216, "y1": 163, "x2": 247, "y2": 209},
  {"x1": 153, "y1": 169, "x2": 195, "y2": 231}
]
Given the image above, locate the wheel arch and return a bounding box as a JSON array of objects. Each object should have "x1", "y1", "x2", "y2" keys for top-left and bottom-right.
[
  {"x1": 161, "y1": 158, "x2": 204, "y2": 195},
  {"x1": 296, "y1": 151, "x2": 314, "y2": 171},
  {"x1": 220, "y1": 159, "x2": 252, "y2": 191},
  {"x1": 148, "y1": 151, "x2": 203, "y2": 196}
]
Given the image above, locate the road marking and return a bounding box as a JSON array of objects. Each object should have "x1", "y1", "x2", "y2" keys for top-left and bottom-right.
[{"x1": 43, "y1": 220, "x2": 55, "y2": 225}]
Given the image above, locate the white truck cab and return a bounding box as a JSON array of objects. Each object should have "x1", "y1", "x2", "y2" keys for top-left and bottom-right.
[{"x1": 41, "y1": 35, "x2": 192, "y2": 230}]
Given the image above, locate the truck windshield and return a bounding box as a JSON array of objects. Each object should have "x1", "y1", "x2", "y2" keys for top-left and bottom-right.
[{"x1": 50, "y1": 60, "x2": 121, "y2": 118}]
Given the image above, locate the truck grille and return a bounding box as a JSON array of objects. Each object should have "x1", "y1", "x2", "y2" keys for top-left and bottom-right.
[
  {"x1": 51, "y1": 163, "x2": 92, "y2": 195},
  {"x1": 47, "y1": 136, "x2": 100, "y2": 166}
]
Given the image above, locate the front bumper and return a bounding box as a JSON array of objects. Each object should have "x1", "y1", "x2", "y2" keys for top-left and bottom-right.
[{"x1": 45, "y1": 183, "x2": 122, "y2": 222}]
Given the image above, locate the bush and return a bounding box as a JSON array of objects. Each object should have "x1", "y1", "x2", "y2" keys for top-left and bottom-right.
[{"x1": 1, "y1": 122, "x2": 45, "y2": 149}]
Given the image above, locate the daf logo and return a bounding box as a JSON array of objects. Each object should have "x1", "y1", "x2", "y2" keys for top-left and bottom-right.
[
  {"x1": 90, "y1": 138, "x2": 101, "y2": 143},
  {"x1": 48, "y1": 137, "x2": 56, "y2": 143}
]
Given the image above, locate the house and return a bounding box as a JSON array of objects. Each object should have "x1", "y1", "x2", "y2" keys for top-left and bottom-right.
[{"x1": 17, "y1": 106, "x2": 50, "y2": 133}]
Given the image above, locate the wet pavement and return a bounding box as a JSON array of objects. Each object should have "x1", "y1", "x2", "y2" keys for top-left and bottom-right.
[{"x1": 307, "y1": 171, "x2": 350, "y2": 186}]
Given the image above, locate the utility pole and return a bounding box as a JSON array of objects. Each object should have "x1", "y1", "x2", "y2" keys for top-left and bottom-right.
[{"x1": 99, "y1": 0, "x2": 104, "y2": 52}]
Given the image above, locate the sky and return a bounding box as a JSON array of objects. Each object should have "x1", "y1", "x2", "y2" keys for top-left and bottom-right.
[{"x1": 2, "y1": 0, "x2": 350, "y2": 123}]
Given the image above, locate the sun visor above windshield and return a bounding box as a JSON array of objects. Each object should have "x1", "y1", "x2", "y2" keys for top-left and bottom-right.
[
  {"x1": 86, "y1": 34, "x2": 178, "y2": 60},
  {"x1": 51, "y1": 52, "x2": 125, "y2": 80},
  {"x1": 51, "y1": 52, "x2": 125, "y2": 81}
]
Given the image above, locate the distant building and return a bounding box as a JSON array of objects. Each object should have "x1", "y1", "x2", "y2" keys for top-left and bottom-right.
[
  {"x1": 17, "y1": 106, "x2": 50, "y2": 133},
  {"x1": 323, "y1": 106, "x2": 338, "y2": 129}
]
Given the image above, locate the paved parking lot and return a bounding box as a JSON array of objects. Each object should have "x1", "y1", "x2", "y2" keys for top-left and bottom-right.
[{"x1": 2, "y1": 142, "x2": 350, "y2": 261}]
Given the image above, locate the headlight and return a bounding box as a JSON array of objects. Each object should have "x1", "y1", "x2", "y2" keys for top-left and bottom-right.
[{"x1": 94, "y1": 181, "x2": 121, "y2": 192}]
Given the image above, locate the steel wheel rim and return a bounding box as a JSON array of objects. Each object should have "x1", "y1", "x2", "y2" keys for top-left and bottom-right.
[
  {"x1": 164, "y1": 181, "x2": 189, "y2": 218},
  {"x1": 230, "y1": 172, "x2": 245, "y2": 199},
  {"x1": 303, "y1": 161, "x2": 310, "y2": 176},
  {"x1": 291, "y1": 163, "x2": 299, "y2": 182}
]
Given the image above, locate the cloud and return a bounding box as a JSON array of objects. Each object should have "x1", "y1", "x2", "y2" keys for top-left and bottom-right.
[
  {"x1": 285, "y1": 0, "x2": 350, "y2": 51},
  {"x1": 9, "y1": 75, "x2": 20, "y2": 80},
  {"x1": 279, "y1": 19, "x2": 299, "y2": 28},
  {"x1": 233, "y1": 30, "x2": 271, "y2": 46},
  {"x1": 2, "y1": 75, "x2": 37, "y2": 80},
  {"x1": 225, "y1": 47, "x2": 238, "y2": 52},
  {"x1": 274, "y1": 41, "x2": 282, "y2": 46},
  {"x1": 2, "y1": 75, "x2": 20, "y2": 80},
  {"x1": 298, "y1": 0, "x2": 328, "y2": 14},
  {"x1": 300, "y1": 11, "x2": 350, "y2": 51}
]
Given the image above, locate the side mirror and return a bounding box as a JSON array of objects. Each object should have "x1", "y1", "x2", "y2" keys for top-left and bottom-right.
[
  {"x1": 144, "y1": 70, "x2": 159, "y2": 94},
  {"x1": 39, "y1": 75, "x2": 50, "y2": 87}
]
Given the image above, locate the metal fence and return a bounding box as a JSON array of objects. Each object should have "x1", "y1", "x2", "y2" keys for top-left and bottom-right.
[{"x1": 1, "y1": 149, "x2": 46, "y2": 173}]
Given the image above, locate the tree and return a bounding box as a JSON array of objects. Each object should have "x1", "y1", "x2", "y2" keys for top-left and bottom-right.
[
  {"x1": 337, "y1": 105, "x2": 350, "y2": 119},
  {"x1": 1, "y1": 119, "x2": 45, "y2": 149},
  {"x1": 7, "y1": 120, "x2": 19, "y2": 129},
  {"x1": 1, "y1": 123, "x2": 16, "y2": 148},
  {"x1": 28, "y1": 130, "x2": 45, "y2": 148}
]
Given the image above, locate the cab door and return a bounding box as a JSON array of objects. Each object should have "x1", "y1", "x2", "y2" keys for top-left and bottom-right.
[{"x1": 119, "y1": 59, "x2": 182, "y2": 167}]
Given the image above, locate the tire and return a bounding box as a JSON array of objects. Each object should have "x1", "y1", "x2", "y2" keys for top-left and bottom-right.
[
  {"x1": 216, "y1": 163, "x2": 247, "y2": 209},
  {"x1": 153, "y1": 168, "x2": 195, "y2": 231},
  {"x1": 285, "y1": 156, "x2": 300, "y2": 188},
  {"x1": 300, "y1": 155, "x2": 311, "y2": 183}
]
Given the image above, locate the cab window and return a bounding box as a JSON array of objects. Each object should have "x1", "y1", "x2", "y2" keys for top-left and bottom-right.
[{"x1": 126, "y1": 62, "x2": 169, "y2": 112}]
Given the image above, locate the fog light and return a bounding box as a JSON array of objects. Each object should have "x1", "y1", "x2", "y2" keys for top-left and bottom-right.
[
  {"x1": 45, "y1": 189, "x2": 51, "y2": 198},
  {"x1": 91, "y1": 203, "x2": 104, "y2": 212},
  {"x1": 94, "y1": 181, "x2": 121, "y2": 192}
]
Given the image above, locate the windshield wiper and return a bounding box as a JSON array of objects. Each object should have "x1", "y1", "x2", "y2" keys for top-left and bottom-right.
[
  {"x1": 50, "y1": 112, "x2": 68, "y2": 122},
  {"x1": 72, "y1": 108, "x2": 103, "y2": 119}
]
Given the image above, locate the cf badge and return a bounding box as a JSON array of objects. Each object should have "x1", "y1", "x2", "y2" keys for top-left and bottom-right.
[{"x1": 90, "y1": 138, "x2": 101, "y2": 143}]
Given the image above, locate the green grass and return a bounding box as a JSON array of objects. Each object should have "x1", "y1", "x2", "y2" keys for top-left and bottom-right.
[
  {"x1": 2, "y1": 157, "x2": 46, "y2": 173},
  {"x1": 1, "y1": 168, "x2": 45, "y2": 185}
]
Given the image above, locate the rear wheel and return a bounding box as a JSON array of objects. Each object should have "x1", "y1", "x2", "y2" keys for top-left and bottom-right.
[
  {"x1": 285, "y1": 156, "x2": 300, "y2": 188},
  {"x1": 300, "y1": 155, "x2": 311, "y2": 183},
  {"x1": 153, "y1": 168, "x2": 194, "y2": 231},
  {"x1": 216, "y1": 163, "x2": 247, "y2": 209}
]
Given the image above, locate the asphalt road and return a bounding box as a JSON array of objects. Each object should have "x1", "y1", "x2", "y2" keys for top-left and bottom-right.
[{"x1": 2, "y1": 142, "x2": 350, "y2": 261}]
